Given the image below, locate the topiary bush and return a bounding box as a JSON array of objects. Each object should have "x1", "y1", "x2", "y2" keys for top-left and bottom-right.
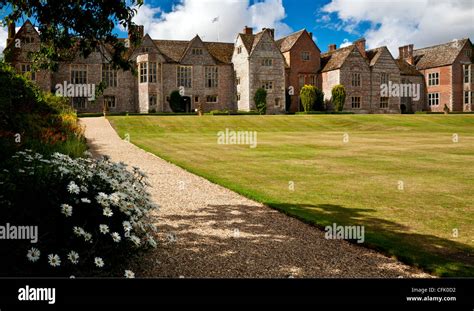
[
  {"x1": 332, "y1": 84, "x2": 346, "y2": 112},
  {"x1": 0, "y1": 150, "x2": 159, "y2": 277},
  {"x1": 254, "y1": 88, "x2": 267, "y2": 115},
  {"x1": 300, "y1": 85, "x2": 316, "y2": 112}
]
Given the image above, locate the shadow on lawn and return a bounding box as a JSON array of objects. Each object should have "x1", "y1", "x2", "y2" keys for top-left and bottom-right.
[{"x1": 132, "y1": 202, "x2": 473, "y2": 278}]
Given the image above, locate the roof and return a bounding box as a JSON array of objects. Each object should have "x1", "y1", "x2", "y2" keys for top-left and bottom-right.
[
  {"x1": 365, "y1": 47, "x2": 385, "y2": 66},
  {"x1": 276, "y1": 30, "x2": 305, "y2": 52},
  {"x1": 237, "y1": 28, "x2": 275, "y2": 55},
  {"x1": 152, "y1": 39, "x2": 234, "y2": 64},
  {"x1": 320, "y1": 45, "x2": 354, "y2": 72},
  {"x1": 412, "y1": 39, "x2": 471, "y2": 70},
  {"x1": 396, "y1": 59, "x2": 423, "y2": 76}
]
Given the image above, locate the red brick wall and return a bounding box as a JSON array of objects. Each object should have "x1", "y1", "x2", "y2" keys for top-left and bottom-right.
[{"x1": 420, "y1": 66, "x2": 452, "y2": 112}]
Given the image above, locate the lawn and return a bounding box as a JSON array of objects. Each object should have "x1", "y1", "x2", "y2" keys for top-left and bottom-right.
[{"x1": 108, "y1": 114, "x2": 474, "y2": 277}]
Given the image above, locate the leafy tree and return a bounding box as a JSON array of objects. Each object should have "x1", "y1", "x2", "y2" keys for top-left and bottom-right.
[
  {"x1": 254, "y1": 88, "x2": 267, "y2": 115},
  {"x1": 0, "y1": 0, "x2": 144, "y2": 71},
  {"x1": 332, "y1": 84, "x2": 346, "y2": 112},
  {"x1": 300, "y1": 85, "x2": 316, "y2": 112},
  {"x1": 314, "y1": 87, "x2": 325, "y2": 111},
  {"x1": 169, "y1": 90, "x2": 184, "y2": 113}
]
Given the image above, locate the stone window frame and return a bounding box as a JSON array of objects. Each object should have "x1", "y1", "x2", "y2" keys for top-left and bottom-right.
[
  {"x1": 351, "y1": 96, "x2": 361, "y2": 109},
  {"x1": 275, "y1": 98, "x2": 281, "y2": 107},
  {"x1": 139, "y1": 62, "x2": 148, "y2": 83},
  {"x1": 261, "y1": 58, "x2": 273, "y2": 67},
  {"x1": 463, "y1": 65, "x2": 471, "y2": 84},
  {"x1": 70, "y1": 64, "x2": 87, "y2": 84},
  {"x1": 261, "y1": 81, "x2": 274, "y2": 91},
  {"x1": 428, "y1": 92, "x2": 440, "y2": 106},
  {"x1": 20, "y1": 63, "x2": 36, "y2": 81},
  {"x1": 104, "y1": 95, "x2": 116, "y2": 109},
  {"x1": 192, "y1": 48, "x2": 203, "y2": 56},
  {"x1": 237, "y1": 46, "x2": 243, "y2": 54},
  {"x1": 237, "y1": 93, "x2": 241, "y2": 101},
  {"x1": 351, "y1": 73, "x2": 361, "y2": 87},
  {"x1": 464, "y1": 91, "x2": 471, "y2": 105},
  {"x1": 381, "y1": 73, "x2": 389, "y2": 85},
  {"x1": 102, "y1": 64, "x2": 118, "y2": 88},
  {"x1": 428, "y1": 72, "x2": 439, "y2": 86},
  {"x1": 298, "y1": 75, "x2": 305, "y2": 88},
  {"x1": 309, "y1": 75, "x2": 317, "y2": 86},
  {"x1": 149, "y1": 94, "x2": 158, "y2": 108},
  {"x1": 71, "y1": 97, "x2": 87, "y2": 109},
  {"x1": 379, "y1": 97, "x2": 389, "y2": 109},
  {"x1": 205, "y1": 66, "x2": 218, "y2": 88},
  {"x1": 206, "y1": 95, "x2": 218, "y2": 103},
  {"x1": 149, "y1": 62, "x2": 157, "y2": 83},
  {"x1": 301, "y1": 51, "x2": 311, "y2": 61},
  {"x1": 177, "y1": 66, "x2": 193, "y2": 88}
]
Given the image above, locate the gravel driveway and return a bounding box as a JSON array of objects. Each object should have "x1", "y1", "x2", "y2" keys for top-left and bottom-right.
[{"x1": 81, "y1": 117, "x2": 430, "y2": 278}]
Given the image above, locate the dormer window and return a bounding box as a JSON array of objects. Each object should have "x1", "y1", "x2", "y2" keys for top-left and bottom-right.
[
  {"x1": 262, "y1": 59, "x2": 273, "y2": 67},
  {"x1": 192, "y1": 48, "x2": 203, "y2": 55}
]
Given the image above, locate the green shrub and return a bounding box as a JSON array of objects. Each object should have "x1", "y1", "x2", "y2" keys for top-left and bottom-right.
[
  {"x1": 300, "y1": 85, "x2": 316, "y2": 112},
  {"x1": 314, "y1": 87, "x2": 325, "y2": 111},
  {"x1": 254, "y1": 88, "x2": 267, "y2": 115},
  {"x1": 331, "y1": 84, "x2": 346, "y2": 112},
  {"x1": 169, "y1": 90, "x2": 184, "y2": 113},
  {"x1": 0, "y1": 150, "x2": 158, "y2": 277}
]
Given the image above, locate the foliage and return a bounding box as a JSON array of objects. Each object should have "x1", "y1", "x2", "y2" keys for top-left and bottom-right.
[
  {"x1": 314, "y1": 87, "x2": 325, "y2": 111},
  {"x1": 0, "y1": 61, "x2": 86, "y2": 162},
  {"x1": 300, "y1": 85, "x2": 316, "y2": 112},
  {"x1": 0, "y1": 150, "x2": 158, "y2": 277},
  {"x1": 0, "y1": 0, "x2": 144, "y2": 71},
  {"x1": 254, "y1": 88, "x2": 267, "y2": 115},
  {"x1": 332, "y1": 85, "x2": 346, "y2": 112},
  {"x1": 169, "y1": 90, "x2": 185, "y2": 113}
]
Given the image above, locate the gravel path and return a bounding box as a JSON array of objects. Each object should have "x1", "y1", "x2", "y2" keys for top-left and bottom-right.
[{"x1": 81, "y1": 117, "x2": 431, "y2": 278}]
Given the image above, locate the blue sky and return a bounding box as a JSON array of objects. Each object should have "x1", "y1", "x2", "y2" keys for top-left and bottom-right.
[{"x1": 1, "y1": 0, "x2": 473, "y2": 55}]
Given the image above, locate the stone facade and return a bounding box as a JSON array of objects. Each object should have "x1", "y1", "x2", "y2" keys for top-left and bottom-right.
[{"x1": 4, "y1": 21, "x2": 473, "y2": 114}]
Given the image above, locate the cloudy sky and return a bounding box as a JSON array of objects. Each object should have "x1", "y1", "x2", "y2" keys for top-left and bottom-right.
[{"x1": 1, "y1": 0, "x2": 473, "y2": 56}]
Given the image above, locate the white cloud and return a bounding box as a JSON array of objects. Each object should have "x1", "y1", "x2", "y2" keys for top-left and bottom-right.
[
  {"x1": 133, "y1": 0, "x2": 292, "y2": 42},
  {"x1": 0, "y1": 26, "x2": 8, "y2": 55},
  {"x1": 340, "y1": 38, "x2": 351, "y2": 48},
  {"x1": 323, "y1": 0, "x2": 474, "y2": 56}
]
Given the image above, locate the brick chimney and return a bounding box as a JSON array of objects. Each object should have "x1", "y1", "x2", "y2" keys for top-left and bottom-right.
[
  {"x1": 354, "y1": 38, "x2": 366, "y2": 58},
  {"x1": 262, "y1": 28, "x2": 275, "y2": 39},
  {"x1": 7, "y1": 20, "x2": 15, "y2": 46},
  {"x1": 398, "y1": 44, "x2": 414, "y2": 65},
  {"x1": 328, "y1": 44, "x2": 337, "y2": 52},
  {"x1": 243, "y1": 26, "x2": 253, "y2": 35}
]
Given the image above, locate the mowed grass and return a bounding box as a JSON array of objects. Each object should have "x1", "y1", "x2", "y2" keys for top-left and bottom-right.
[{"x1": 108, "y1": 115, "x2": 474, "y2": 277}]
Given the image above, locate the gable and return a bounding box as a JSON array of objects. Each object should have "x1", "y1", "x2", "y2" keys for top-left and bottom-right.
[
  {"x1": 180, "y1": 36, "x2": 216, "y2": 65},
  {"x1": 130, "y1": 35, "x2": 165, "y2": 61},
  {"x1": 250, "y1": 31, "x2": 282, "y2": 59}
]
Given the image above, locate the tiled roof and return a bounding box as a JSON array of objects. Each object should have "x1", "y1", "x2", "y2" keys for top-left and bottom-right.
[
  {"x1": 276, "y1": 29, "x2": 305, "y2": 52},
  {"x1": 320, "y1": 45, "x2": 354, "y2": 72},
  {"x1": 413, "y1": 39, "x2": 470, "y2": 70},
  {"x1": 396, "y1": 59, "x2": 423, "y2": 76},
  {"x1": 239, "y1": 34, "x2": 255, "y2": 53},
  {"x1": 365, "y1": 47, "x2": 385, "y2": 66}
]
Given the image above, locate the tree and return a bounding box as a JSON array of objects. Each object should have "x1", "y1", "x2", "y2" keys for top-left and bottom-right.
[
  {"x1": 314, "y1": 87, "x2": 325, "y2": 111},
  {"x1": 300, "y1": 85, "x2": 316, "y2": 112},
  {"x1": 254, "y1": 88, "x2": 267, "y2": 115},
  {"x1": 169, "y1": 90, "x2": 184, "y2": 113},
  {"x1": 0, "y1": 0, "x2": 144, "y2": 71},
  {"x1": 332, "y1": 85, "x2": 346, "y2": 112}
]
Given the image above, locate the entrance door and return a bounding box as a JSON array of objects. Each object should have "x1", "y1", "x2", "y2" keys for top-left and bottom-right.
[{"x1": 181, "y1": 96, "x2": 192, "y2": 113}]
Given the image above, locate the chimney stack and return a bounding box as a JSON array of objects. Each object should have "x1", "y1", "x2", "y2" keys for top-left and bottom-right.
[
  {"x1": 354, "y1": 38, "x2": 366, "y2": 58},
  {"x1": 329, "y1": 44, "x2": 337, "y2": 52},
  {"x1": 243, "y1": 26, "x2": 253, "y2": 35},
  {"x1": 398, "y1": 44, "x2": 414, "y2": 65},
  {"x1": 7, "y1": 20, "x2": 15, "y2": 46}
]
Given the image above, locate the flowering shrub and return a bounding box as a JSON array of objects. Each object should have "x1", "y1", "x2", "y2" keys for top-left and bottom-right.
[{"x1": 0, "y1": 150, "x2": 159, "y2": 277}]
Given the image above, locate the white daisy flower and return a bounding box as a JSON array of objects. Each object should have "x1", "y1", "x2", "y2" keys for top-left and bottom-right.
[
  {"x1": 99, "y1": 224, "x2": 109, "y2": 234},
  {"x1": 48, "y1": 254, "x2": 61, "y2": 267},
  {"x1": 67, "y1": 251, "x2": 79, "y2": 264},
  {"x1": 61, "y1": 204, "x2": 73, "y2": 217},
  {"x1": 122, "y1": 221, "x2": 132, "y2": 232},
  {"x1": 94, "y1": 257, "x2": 104, "y2": 268},
  {"x1": 129, "y1": 235, "x2": 141, "y2": 246},
  {"x1": 80, "y1": 186, "x2": 88, "y2": 193},
  {"x1": 83, "y1": 232, "x2": 93, "y2": 242},
  {"x1": 103, "y1": 207, "x2": 113, "y2": 217},
  {"x1": 80, "y1": 198, "x2": 91, "y2": 204},
  {"x1": 111, "y1": 232, "x2": 121, "y2": 243},
  {"x1": 67, "y1": 181, "x2": 80, "y2": 195},
  {"x1": 73, "y1": 226, "x2": 85, "y2": 236},
  {"x1": 26, "y1": 248, "x2": 40, "y2": 262},
  {"x1": 124, "y1": 270, "x2": 135, "y2": 278}
]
